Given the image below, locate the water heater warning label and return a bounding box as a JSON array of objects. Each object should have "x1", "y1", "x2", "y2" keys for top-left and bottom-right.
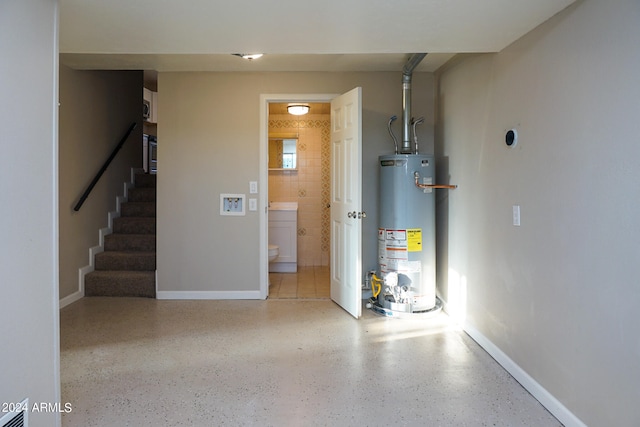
[
  {"x1": 378, "y1": 228, "x2": 424, "y2": 272},
  {"x1": 385, "y1": 229, "x2": 406, "y2": 241},
  {"x1": 379, "y1": 228, "x2": 409, "y2": 262},
  {"x1": 407, "y1": 229, "x2": 422, "y2": 252}
]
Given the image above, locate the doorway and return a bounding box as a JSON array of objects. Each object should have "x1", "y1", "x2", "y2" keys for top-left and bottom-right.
[
  {"x1": 259, "y1": 94, "x2": 335, "y2": 299},
  {"x1": 264, "y1": 100, "x2": 332, "y2": 299},
  {"x1": 260, "y1": 90, "x2": 363, "y2": 318}
]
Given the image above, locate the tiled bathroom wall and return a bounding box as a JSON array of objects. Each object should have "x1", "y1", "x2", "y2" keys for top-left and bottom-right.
[{"x1": 269, "y1": 114, "x2": 330, "y2": 266}]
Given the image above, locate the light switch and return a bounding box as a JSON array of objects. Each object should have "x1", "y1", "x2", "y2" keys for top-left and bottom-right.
[
  {"x1": 249, "y1": 198, "x2": 257, "y2": 211},
  {"x1": 512, "y1": 205, "x2": 521, "y2": 226}
]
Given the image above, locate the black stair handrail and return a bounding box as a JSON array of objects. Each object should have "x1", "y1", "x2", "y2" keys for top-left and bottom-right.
[{"x1": 73, "y1": 122, "x2": 137, "y2": 212}]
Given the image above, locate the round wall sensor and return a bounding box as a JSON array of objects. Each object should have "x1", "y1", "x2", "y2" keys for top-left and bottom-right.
[{"x1": 505, "y1": 129, "x2": 518, "y2": 147}]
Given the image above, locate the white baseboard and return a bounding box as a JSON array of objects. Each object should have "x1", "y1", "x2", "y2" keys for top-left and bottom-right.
[
  {"x1": 61, "y1": 168, "x2": 138, "y2": 309},
  {"x1": 269, "y1": 262, "x2": 297, "y2": 273},
  {"x1": 89, "y1": 244, "x2": 104, "y2": 262},
  {"x1": 156, "y1": 290, "x2": 263, "y2": 300},
  {"x1": 461, "y1": 322, "x2": 586, "y2": 427},
  {"x1": 131, "y1": 167, "x2": 144, "y2": 184},
  {"x1": 438, "y1": 295, "x2": 585, "y2": 426},
  {"x1": 59, "y1": 290, "x2": 83, "y2": 309}
]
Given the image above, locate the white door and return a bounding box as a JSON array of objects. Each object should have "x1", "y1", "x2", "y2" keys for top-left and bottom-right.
[{"x1": 330, "y1": 87, "x2": 362, "y2": 319}]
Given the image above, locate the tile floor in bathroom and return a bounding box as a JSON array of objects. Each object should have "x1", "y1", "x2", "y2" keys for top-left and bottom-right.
[
  {"x1": 60, "y1": 294, "x2": 563, "y2": 426},
  {"x1": 269, "y1": 265, "x2": 330, "y2": 299}
]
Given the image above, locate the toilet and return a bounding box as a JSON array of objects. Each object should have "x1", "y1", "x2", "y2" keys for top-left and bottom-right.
[{"x1": 268, "y1": 244, "x2": 279, "y2": 262}]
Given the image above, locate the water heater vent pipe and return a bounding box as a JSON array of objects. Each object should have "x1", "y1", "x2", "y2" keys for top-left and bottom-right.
[{"x1": 401, "y1": 53, "x2": 427, "y2": 154}]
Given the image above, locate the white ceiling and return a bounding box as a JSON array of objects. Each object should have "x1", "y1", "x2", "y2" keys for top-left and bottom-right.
[{"x1": 59, "y1": 0, "x2": 575, "y2": 73}]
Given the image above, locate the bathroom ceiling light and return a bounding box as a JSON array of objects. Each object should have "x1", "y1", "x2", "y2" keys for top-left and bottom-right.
[
  {"x1": 287, "y1": 104, "x2": 310, "y2": 116},
  {"x1": 232, "y1": 53, "x2": 263, "y2": 60}
]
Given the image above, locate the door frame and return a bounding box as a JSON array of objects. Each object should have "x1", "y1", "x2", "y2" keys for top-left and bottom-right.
[{"x1": 259, "y1": 93, "x2": 338, "y2": 299}]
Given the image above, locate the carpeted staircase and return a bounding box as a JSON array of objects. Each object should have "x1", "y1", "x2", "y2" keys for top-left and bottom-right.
[{"x1": 85, "y1": 173, "x2": 156, "y2": 298}]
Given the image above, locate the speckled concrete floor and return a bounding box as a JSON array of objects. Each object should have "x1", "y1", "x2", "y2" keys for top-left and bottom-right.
[{"x1": 60, "y1": 298, "x2": 562, "y2": 426}]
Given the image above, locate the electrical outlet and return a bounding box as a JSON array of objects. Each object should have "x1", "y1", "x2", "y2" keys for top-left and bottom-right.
[
  {"x1": 249, "y1": 181, "x2": 258, "y2": 194},
  {"x1": 249, "y1": 198, "x2": 257, "y2": 211}
]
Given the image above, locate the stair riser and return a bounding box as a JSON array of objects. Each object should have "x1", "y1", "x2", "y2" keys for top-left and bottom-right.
[
  {"x1": 121, "y1": 202, "x2": 156, "y2": 217},
  {"x1": 104, "y1": 235, "x2": 156, "y2": 252},
  {"x1": 85, "y1": 272, "x2": 155, "y2": 298},
  {"x1": 113, "y1": 218, "x2": 156, "y2": 234},
  {"x1": 128, "y1": 188, "x2": 156, "y2": 202},
  {"x1": 135, "y1": 174, "x2": 157, "y2": 188},
  {"x1": 95, "y1": 253, "x2": 156, "y2": 271}
]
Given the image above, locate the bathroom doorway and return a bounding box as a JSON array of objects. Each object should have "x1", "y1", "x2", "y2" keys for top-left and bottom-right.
[{"x1": 267, "y1": 102, "x2": 332, "y2": 299}]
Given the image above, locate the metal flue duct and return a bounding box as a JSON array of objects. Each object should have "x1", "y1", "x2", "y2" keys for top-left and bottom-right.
[{"x1": 400, "y1": 53, "x2": 427, "y2": 154}]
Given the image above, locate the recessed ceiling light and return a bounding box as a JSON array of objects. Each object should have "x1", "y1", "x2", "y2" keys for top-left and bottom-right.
[{"x1": 232, "y1": 53, "x2": 263, "y2": 60}]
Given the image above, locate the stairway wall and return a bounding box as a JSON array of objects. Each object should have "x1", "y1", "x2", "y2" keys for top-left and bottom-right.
[{"x1": 58, "y1": 65, "x2": 143, "y2": 302}]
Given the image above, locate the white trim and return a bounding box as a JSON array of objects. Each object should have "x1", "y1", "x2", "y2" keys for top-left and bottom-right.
[
  {"x1": 89, "y1": 245, "x2": 104, "y2": 265},
  {"x1": 156, "y1": 290, "x2": 263, "y2": 300},
  {"x1": 52, "y1": 5, "x2": 61, "y2": 424},
  {"x1": 59, "y1": 289, "x2": 83, "y2": 309},
  {"x1": 131, "y1": 167, "x2": 144, "y2": 184},
  {"x1": 440, "y1": 297, "x2": 586, "y2": 426},
  {"x1": 66, "y1": 167, "x2": 137, "y2": 308},
  {"x1": 259, "y1": 93, "x2": 337, "y2": 300},
  {"x1": 108, "y1": 210, "x2": 119, "y2": 229},
  {"x1": 460, "y1": 320, "x2": 586, "y2": 427},
  {"x1": 269, "y1": 262, "x2": 297, "y2": 273},
  {"x1": 98, "y1": 227, "x2": 111, "y2": 247}
]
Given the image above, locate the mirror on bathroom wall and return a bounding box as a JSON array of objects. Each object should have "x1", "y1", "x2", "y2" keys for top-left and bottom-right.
[{"x1": 268, "y1": 133, "x2": 297, "y2": 170}]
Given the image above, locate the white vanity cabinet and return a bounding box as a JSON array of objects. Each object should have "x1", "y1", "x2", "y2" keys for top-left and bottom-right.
[{"x1": 269, "y1": 203, "x2": 297, "y2": 273}]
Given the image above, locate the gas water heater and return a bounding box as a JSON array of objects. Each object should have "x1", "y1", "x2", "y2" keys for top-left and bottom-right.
[
  {"x1": 368, "y1": 53, "x2": 456, "y2": 317},
  {"x1": 375, "y1": 154, "x2": 437, "y2": 313}
]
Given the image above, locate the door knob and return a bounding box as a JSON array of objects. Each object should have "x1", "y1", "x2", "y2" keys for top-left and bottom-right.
[{"x1": 358, "y1": 211, "x2": 367, "y2": 219}]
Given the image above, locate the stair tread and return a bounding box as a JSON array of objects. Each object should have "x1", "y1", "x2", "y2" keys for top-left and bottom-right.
[
  {"x1": 114, "y1": 216, "x2": 155, "y2": 221},
  {"x1": 104, "y1": 234, "x2": 156, "y2": 251},
  {"x1": 113, "y1": 216, "x2": 156, "y2": 234},
  {"x1": 95, "y1": 251, "x2": 156, "y2": 258},
  {"x1": 106, "y1": 233, "x2": 155, "y2": 237},
  {"x1": 87, "y1": 270, "x2": 155, "y2": 277},
  {"x1": 97, "y1": 250, "x2": 156, "y2": 255},
  {"x1": 85, "y1": 270, "x2": 155, "y2": 298},
  {"x1": 122, "y1": 201, "x2": 155, "y2": 204}
]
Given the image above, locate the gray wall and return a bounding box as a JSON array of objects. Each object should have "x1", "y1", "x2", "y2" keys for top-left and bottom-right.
[
  {"x1": 0, "y1": 1, "x2": 60, "y2": 425},
  {"x1": 58, "y1": 66, "x2": 143, "y2": 300},
  {"x1": 157, "y1": 72, "x2": 434, "y2": 293},
  {"x1": 435, "y1": 0, "x2": 640, "y2": 425}
]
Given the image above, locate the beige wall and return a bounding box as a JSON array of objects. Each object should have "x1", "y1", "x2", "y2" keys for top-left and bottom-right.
[
  {"x1": 157, "y1": 72, "x2": 434, "y2": 293},
  {"x1": 436, "y1": 0, "x2": 640, "y2": 425},
  {"x1": 0, "y1": 1, "x2": 60, "y2": 425},
  {"x1": 269, "y1": 113, "x2": 330, "y2": 266},
  {"x1": 58, "y1": 66, "x2": 142, "y2": 299}
]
